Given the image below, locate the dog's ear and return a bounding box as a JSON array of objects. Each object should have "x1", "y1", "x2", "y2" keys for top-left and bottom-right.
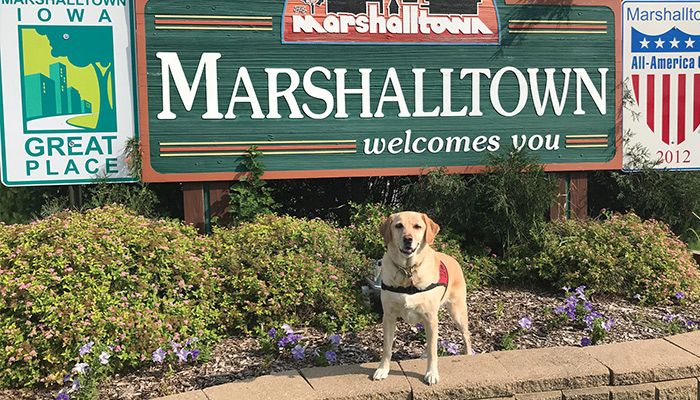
[
  {"x1": 380, "y1": 215, "x2": 394, "y2": 246},
  {"x1": 422, "y1": 213, "x2": 440, "y2": 245}
]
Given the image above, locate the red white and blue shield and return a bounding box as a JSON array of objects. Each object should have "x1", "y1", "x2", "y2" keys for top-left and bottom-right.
[{"x1": 630, "y1": 27, "x2": 700, "y2": 146}]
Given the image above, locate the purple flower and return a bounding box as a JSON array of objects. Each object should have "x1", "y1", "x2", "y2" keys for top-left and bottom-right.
[
  {"x1": 189, "y1": 349, "x2": 200, "y2": 361},
  {"x1": 169, "y1": 340, "x2": 180, "y2": 352},
  {"x1": 185, "y1": 337, "x2": 198, "y2": 346},
  {"x1": 416, "y1": 323, "x2": 424, "y2": 331},
  {"x1": 267, "y1": 328, "x2": 277, "y2": 338},
  {"x1": 324, "y1": 350, "x2": 337, "y2": 363},
  {"x1": 99, "y1": 351, "x2": 110, "y2": 365},
  {"x1": 675, "y1": 292, "x2": 686, "y2": 300},
  {"x1": 175, "y1": 348, "x2": 189, "y2": 363},
  {"x1": 584, "y1": 311, "x2": 605, "y2": 330},
  {"x1": 281, "y1": 324, "x2": 294, "y2": 334},
  {"x1": 72, "y1": 363, "x2": 88, "y2": 375},
  {"x1": 56, "y1": 392, "x2": 70, "y2": 400},
  {"x1": 446, "y1": 342, "x2": 460, "y2": 355},
  {"x1": 564, "y1": 296, "x2": 578, "y2": 320},
  {"x1": 518, "y1": 316, "x2": 532, "y2": 330},
  {"x1": 328, "y1": 334, "x2": 341, "y2": 346},
  {"x1": 554, "y1": 305, "x2": 566, "y2": 315},
  {"x1": 78, "y1": 341, "x2": 94, "y2": 357},
  {"x1": 603, "y1": 318, "x2": 615, "y2": 332},
  {"x1": 279, "y1": 333, "x2": 303, "y2": 348},
  {"x1": 580, "y1": 337, "x2": 592, "y2": 347},
  {"x1": 663, "y1": 314, "x2": 675, "y2": 323},
  {"x1": 575, "y1": 285, "x2": 587, "y2": 300},
  {"x1": 583, "y1": 301, "x2": 593, "y2": 312},
  {"x1": 70, "y1": 379, "x2": 80, "y2": 391},
  {"x1": 152, "y1": 348, "x2": 166, "y2": 364},
  {"x1": 63, "y1": 374, "x2": 71, "y2": 383},
  {"x1": 439, "y1": 340, "x2": 460, "y2": 355},
  {"x1": 291, "y1": 345, "x2": 305, "y2": 360}
]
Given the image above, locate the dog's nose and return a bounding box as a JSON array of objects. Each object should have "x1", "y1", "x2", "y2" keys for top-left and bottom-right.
[{"x1": 403, "y1": 237, "x2": 413, "y2": 245}]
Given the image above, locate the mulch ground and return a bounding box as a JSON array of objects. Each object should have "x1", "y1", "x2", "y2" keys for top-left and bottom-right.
[{"x1": 3, "y1": 286, "x2": 699, "y2": 400}]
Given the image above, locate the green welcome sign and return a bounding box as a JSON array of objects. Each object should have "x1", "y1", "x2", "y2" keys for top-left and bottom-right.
[{"x1": 136, "y1": 0, "x2": 622, "y2": 182}]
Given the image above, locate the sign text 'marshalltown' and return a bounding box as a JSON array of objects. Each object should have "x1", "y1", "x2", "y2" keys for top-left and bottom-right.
[{"x1": 156, "y1": 52, "x2": 608, "y2": 156}]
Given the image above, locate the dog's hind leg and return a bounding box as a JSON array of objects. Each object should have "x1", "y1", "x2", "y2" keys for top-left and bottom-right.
[
  {"x1": 373, "y1": 313, "x2": 397, "y2": 381},
  {"x1": 446, "y1": 298, "x2": 473, "y2": 356}
]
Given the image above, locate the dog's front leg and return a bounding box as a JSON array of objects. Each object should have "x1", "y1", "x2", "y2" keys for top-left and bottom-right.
[
  {"x1": 373, "y1": 313, "x2": 397, "y2": 381},
  {"x1": 424, "y1": 315, "x2": 440, "y2": 385}
]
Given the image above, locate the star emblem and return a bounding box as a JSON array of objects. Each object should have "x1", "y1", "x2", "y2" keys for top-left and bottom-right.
[
  {"x1": 670, "y1": 37, "x2": 680, "y2": 48},
  {"x1": 686, "y1": 37, "x2": 695, "y2": 48},
  {"x1": 654, "y1": 38, "x2": 665, "y2": 48},
  {"x1": 640, "y1": 38, "x2": 650, "y2": 48}
]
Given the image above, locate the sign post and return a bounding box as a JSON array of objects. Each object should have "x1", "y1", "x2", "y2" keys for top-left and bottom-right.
[{"x1": 0, "y1": 0, "x2": 138, "y2": 186}]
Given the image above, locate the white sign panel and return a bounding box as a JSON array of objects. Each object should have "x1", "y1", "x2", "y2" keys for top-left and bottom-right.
[
  {"x1": 622, "y1": 0, "x2": 700, "y2": 170},
  {"x1": 0, "y1": 0, "x2": 137, "y2": 186}
]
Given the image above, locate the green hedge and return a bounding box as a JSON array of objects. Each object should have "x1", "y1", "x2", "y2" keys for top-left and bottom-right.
[
  {"x1": 513, "y1": 213, "x2": 700, "y2": 303},
  {"x1": 212, "y1": 214, "x2": 375, "y2": 334},
  {"x1": 0, "y1": 206, "x2": 219, "y2": 388},
  {"x1": 4, "y1": 204, "x2": 694, "y2": 390},
  {"x1": 0, "y1": 208, "x2": 380, "y2": 389}
]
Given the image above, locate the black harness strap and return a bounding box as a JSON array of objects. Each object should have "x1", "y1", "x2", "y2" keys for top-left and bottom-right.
[
  {"x1": 381, "y1": 261, "x2": 449, "y2": 299},
  {"x1": 381, "y1": 281, "x2": 447, "y2": 295}
]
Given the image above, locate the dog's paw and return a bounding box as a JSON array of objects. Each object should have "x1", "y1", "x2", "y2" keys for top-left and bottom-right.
[
  {"x1": 424, "y1": 370, "x2": 440, "y2": 385},
  {"x1": 373, "y1": 367, "x2": 390, "y2": 381}
]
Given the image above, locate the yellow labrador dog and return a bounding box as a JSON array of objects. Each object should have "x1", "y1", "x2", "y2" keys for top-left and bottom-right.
[{"x1": 373, "y1": 212, "x2": 473, "y2": 385}]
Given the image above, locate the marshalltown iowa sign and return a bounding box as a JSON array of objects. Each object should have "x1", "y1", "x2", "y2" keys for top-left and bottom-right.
[
  {"x1": 136, "y1": 0, "x2": 622, "y2": 182},
  {"x1": 0, "y1": 0, "x2": 138, "y2": 186}
]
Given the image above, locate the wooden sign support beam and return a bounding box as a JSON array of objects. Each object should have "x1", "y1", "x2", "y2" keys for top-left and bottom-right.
[
  {"x1": 550, "y1": 172, "x2": 588, "y2": 221},
  {"x1": 183, "y1": 182, "x2": 230, "y2": 233}
]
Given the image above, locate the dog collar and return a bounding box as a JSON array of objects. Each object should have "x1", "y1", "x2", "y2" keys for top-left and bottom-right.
[{"x1": 381, "y1": 261, "x2": 448, "y2": 295}]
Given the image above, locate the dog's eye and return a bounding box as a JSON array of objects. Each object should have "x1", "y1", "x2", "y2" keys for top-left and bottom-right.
[
  {"x1": 395, "y1": 223, "x2": 403, "y2": 229},
  {"x1": 414, "y1": 225, "x2": 422, "y2": 230}
]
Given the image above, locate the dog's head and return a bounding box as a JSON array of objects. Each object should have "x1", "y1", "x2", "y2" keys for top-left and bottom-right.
[{"x1": 380, "y1": 212, "x2": 440, "y2": 258}]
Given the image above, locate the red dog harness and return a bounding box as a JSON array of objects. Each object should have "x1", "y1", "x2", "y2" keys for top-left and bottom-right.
[{"x1": 381, "y1": 261, "x2": 449, "y2": 297}]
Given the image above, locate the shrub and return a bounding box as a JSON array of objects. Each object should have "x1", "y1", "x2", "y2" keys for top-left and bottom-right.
[
  {"x1": 466, "y1": 151, "x2": 557, "y2": 255},
  {"x1": 211, "y1": 214, "x2": 375, "y2": 334},
  {"x1": 0, "y1": 206, "x2": 220, "y2": 388},
  {"x1": 345, "y1": 202, "x2": 395, "y2": 260},
  {"x1": 516, "y1": 213, "x2": 700, "y2": 304},
  {"x1": 227, "y1": 147, "x2": 278, "y2": 225},
  {"x1": 401, "y1": 152, "x2": 557, "y2": 256},
  {"x1": 461, "y1": 255, "x2": 498, "y2": 290},
  {"x1": 402, "y1": 169, "x2": 470, "y2": 235},
  {"x1": 590, "y1": 169, "x2": 700, "y2": 242},
  {"x1": 0, "y1": 186, "x2": 53, "y2": 224}
]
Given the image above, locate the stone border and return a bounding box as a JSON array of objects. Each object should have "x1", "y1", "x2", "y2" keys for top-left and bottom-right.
[{"x1": 155, "y1": 332, "x2": 700, "y2": 400}]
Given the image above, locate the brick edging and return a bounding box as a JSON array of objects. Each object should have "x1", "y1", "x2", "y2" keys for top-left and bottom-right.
[{"x1": 154, "y1": 331, "x2": 700, "y2": 400}]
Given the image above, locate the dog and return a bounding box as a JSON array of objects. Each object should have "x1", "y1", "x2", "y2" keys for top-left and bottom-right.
[{"x1": 373, "y1": 212, "x2": 473, "y2": 385}]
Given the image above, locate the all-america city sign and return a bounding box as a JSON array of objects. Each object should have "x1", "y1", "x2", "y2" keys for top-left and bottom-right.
[{"x1": 136, "y1": 0, "x2": 622, "y2": 182}]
